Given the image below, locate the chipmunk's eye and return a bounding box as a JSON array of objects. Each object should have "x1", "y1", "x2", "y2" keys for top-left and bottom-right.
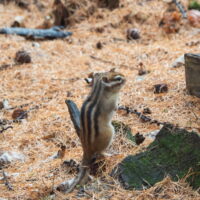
[{"x1": 114, "y1": 75, "x2": 122, "y2": 81}]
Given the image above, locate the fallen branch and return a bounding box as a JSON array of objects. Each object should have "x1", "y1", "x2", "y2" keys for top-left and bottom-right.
[
  {"x1": 172, "y1": 0, "x2": 187, "y2": 18},
  {"x1": 0, "y1": 27, "x2": 72, "y2": 40},
  {"x1": 0, "y1": 126, "x2": 13, "y2": 134},
  {"x1": 118, "y1": 105, "x2": 166, "y2": 126},
  {"x1": 2, "y1": 170, "x2": 13, "y2": 191}
]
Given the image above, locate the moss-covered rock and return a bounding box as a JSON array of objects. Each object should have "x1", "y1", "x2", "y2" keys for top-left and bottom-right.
[
  {"x1": 112, "y1": 120, "x2": 135, "y2": 143},
  {"x1": 112, "y1": 124, "x2": 200, "y2": 190},
  {"x1": 188, "y1": 0, "x2": 200, "y2": 10}
]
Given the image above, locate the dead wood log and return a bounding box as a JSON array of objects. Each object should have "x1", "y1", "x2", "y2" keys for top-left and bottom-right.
[
  {"x1": 185, "y1": 53, "x2": 200, "y2": 98},
  {"x1": 0, "y1": 27, "x2": 72, "y2": 40}
]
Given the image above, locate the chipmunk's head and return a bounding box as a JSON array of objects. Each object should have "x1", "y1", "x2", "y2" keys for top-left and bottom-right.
[{"x1": 90, "y1": 68, "x2": 126, "y2": 93}]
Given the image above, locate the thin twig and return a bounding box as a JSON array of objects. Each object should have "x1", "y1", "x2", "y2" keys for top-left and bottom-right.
[
  {"x1": 2, "y1": 170, "x2": 14, "y2": 191},
  {"x1": 0, "y1": 126, "x2": 13, "y2": 134},
  {"x1": 6, "y1": 102, "x2": 33, "y2": 110},
  {"x1": 118, "y1": 105, "x2": 166, "y2": 126},
  {"x1": 51, "y1": 77, "x2": 80, "y2": 82},
  {"x1": 51, "y1": 78, "x2": 70, "y2": 81}
]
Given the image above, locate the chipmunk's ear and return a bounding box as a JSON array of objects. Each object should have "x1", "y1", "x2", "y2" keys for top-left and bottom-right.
[
  {"x1": 88, "y1": 72, "x2": 94, "y2": 79},
  {"x1": 109, "y1": 68, "x2": 116, "y2": 72}
]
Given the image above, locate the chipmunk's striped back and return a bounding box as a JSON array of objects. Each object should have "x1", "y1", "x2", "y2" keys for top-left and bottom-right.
[{"x1": 80, "y1": 74, "x2": 104, "y2": 150}]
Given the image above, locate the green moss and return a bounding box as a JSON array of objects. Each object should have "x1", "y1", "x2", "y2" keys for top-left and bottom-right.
[
  {"x1": 113, "y1": 124, "x2": 200, "y2": 190},
  {"x1": 112, "y1": 120, "x2": 135, "y2": 143},
  {"x1": 188, "y1": 0, "x2": 200, "y2": 10}
]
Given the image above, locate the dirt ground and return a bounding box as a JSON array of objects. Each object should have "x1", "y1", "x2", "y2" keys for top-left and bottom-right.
[{"x1": 0, "y1": 0, "x2": 200, "y2": 199}]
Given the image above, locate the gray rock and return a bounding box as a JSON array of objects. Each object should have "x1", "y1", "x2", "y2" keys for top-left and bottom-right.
[
  {"x1": 146, "y1": 129, "x2": 160, "y2": 140},
  {"x1": 0, "y1": 151, "x2": 25, "y2": 166},
  {"x1": 172, "y1": 55, "x2": 185, "y2": 68}
]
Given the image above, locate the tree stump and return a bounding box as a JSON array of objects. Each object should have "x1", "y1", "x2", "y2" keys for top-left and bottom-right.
[{"x1": 185, "y1": 53, "x2": 200, "y2": 98}]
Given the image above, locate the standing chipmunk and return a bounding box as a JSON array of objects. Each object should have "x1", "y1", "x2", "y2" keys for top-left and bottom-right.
[{"x1": 64, "y1": 69, "x2": 126, "y2": 193}]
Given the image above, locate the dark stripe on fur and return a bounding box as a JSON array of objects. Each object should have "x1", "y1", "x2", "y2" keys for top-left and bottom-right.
[
  {"x1": 94, "y1": 103, "x2": 100, "y2": 138},
  {"x1": 87, "y1": 80, "x2": 102, "y2": 145},
  {"x1": 80, "y1": 100, "x2": 88, "y2": 144},
  {"x1": 80, "y1": 77, "x2": 100, "y2": 146}
]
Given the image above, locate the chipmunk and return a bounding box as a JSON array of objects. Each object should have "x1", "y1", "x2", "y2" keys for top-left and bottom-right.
[{"x1": 63, "y1": 69, "x2": 126, "y2": 193}]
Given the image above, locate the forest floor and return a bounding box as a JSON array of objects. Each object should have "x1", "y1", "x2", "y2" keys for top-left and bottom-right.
[{"x1": 0, "y1": 0, "x2": 200, "y2": 199}]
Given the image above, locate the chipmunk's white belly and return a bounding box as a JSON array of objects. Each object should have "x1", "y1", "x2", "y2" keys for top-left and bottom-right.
[{"x1": 90, "y1": 114, "x2": 114, "y2": 152}]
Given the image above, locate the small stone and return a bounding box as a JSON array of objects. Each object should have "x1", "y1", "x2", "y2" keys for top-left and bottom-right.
[
  {"x1": 11, "y1": 16, "x2": 25, "y2": 28},
  {"x1": 0, "y1": 151, "x2": 25, "y2": 165},
  {"x1": 153, "y1": 84, "x2": 168, "y2": 94},
  {"x1": 12, "y1": 109, "x2": 28, "y2": 120},
  {"x1": 57, "y1": 179, "x2": 75, "y2": 192},
  {"x1": 3, "y1": 99, "x2": 10, "y2": 109},
  {"x1": 15, "y1": 50, "x2": 31, "y2": 64},
  {"x1": 96, "y1": 41, "x2": 103, "y2": 49},
  {"x1": 95, "y1": 27, "x2": 104, "y2": 33},
  {"x1": 138, "y1": 62, "x2": 150, "y2": 76},
  {"x1": 135, "y1": 132, "x2": 145, "y2": 145},
  {"x1": 138, "y1": 68, "x2": 147, "y2": 76},
  {"x1": 17, "y1": 0, "x2": 29, "y2": 9},
  {"x1": 66, "y1": 91, "x2": 72, "y2": 97},
  {"x1": 146, "y1": 129, "x2": 160, "y2": 140},
  {"x1": 54, "y1": 145, "x2": 66, "y2": 159},
  {"x1": 172, "y1": 55, "x2": 185, "y2": 68},
  {"x1": 127, "y1": 28, "x2": 140, "y2": 40},
  {"x1": 32, "y1": 42, "x2": 40, "y2": 48},
  {"x1": 142, "y1": 107, "x2": 152, "y2": 114}
]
